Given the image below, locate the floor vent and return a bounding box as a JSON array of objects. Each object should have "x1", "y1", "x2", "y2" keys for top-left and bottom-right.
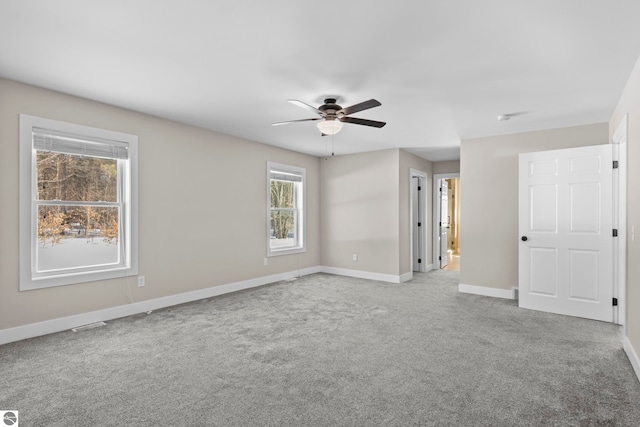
[{"x1": 71, "y1": 321, "x2": 106, "y2": 332}]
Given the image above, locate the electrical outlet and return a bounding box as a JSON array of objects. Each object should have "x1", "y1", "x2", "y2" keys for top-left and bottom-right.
[
  {"x1": 138, "y1": 276, "x2": 145, "y2": 287},
  {"x1": 353, "y1": 254, "x2": 358, "y2": 262},
  {"x1": 264, "y1": 258, "x2": 268, "y2": 266}
]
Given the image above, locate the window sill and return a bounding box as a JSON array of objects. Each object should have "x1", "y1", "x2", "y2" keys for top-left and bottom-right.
[
  {"x1": 20, "y1": 267, "x2": 138, "y2": 291},
  {"x1": 267, "y1": 247, "x2": 306, "y2": 257}
]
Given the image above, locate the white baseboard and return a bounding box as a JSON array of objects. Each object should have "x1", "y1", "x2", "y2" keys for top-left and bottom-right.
[
  {"x1": 459, "y1": 283, "x2": 516, "y2": 300},
  {"x1": 0, "y1": 266, "x2": 321, "y2": 346},
  {"x1": 623, "y1": 335, "x2": 640, "y2": 383},
  {"x1": 321, "y1": 266, "x2": 409, "y2": 283},
  {"x1": 0, "y1": 265, "x2": 432, "y2": 345}
]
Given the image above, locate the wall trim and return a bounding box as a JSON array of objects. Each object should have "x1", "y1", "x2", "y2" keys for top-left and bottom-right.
[
  {"x1": 612, "y1": 114, "x2": 628, "y2": 327},
  {"x1": 433, "y1": 172, "x2": 460, "y2": 268},
  {"x1": 623, "y1": 335, "x2": 640, "y2": 383},
  {"x1": 459, "y1": 283, "x2": 516, "y2": 300},
  {"x1": 0, "y1": 266, "x2": 322, "y2": 346},
  {"x1": 1, "y1": 268, "x2": 522, "y2": 346},
  {"x1": 409, "y1": 168, "x2": 429, "y2": 273}
]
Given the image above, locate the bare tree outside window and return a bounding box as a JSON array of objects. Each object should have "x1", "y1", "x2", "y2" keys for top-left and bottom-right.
[
  {"x1": 36, "y1": 152, "x2": 119, "y2": 247},
  {"x1": 267, "y1": 162, "x2": 305, "y2": 255},
  {"x1": 270, "y1": 179, "x2": 295, "y2": 240}
]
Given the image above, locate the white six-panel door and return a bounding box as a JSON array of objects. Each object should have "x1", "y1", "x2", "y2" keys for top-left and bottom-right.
[{"x1": 519, "y1": 144, "x2": 614, "y2": 322}]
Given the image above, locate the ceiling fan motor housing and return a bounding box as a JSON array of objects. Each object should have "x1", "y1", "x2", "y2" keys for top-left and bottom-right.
[{"x1": 319, "y1": 98, "x2": 342, "y2": 118}]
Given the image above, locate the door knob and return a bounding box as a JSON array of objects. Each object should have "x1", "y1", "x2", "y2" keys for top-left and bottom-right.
[{"x1": 521, "y1": 236, "x2": 528, "y2": 241}]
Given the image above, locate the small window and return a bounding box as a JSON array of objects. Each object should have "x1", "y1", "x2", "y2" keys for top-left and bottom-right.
[
  {"x1": 19, "y1": 115, "x2": 138, "y2": 290},
  {"x1": 267, "y1": 162, "x2": 305, "y2": 256}
]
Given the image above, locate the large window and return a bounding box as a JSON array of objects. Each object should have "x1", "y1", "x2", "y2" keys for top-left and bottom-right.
[
  {"x1": 19, "y1": 115, "x2": 138, "y2": 290},
  {"x1": 267, "y1": 162, "x2": 305, "y2": 256}
]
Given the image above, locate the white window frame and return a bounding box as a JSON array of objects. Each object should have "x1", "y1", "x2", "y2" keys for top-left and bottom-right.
[
  {"x1": 19, "y1": 114, "x2": 138, "y2": 290},
  {"x1": 267, "y1": 161, "x2": 306, "y2": 257}
]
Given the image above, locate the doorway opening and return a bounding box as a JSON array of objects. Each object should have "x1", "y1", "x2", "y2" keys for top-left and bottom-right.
[{"x1": 433, "y1": 174, "x2": 460, "y2": 271}]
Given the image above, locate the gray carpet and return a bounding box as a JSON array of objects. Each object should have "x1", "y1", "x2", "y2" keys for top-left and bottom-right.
[{"x1": 1, "y1": 270, "x2": 639, "y2": 426}]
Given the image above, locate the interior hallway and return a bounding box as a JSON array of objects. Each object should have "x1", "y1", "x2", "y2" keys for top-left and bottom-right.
[{"x1": 443, "y1": 251, "x2": 460, "y2": 271}]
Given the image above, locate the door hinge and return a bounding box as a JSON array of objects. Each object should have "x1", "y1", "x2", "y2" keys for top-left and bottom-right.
[
  {"x1": 418, "y1": 222, "x2": 421, "y2": 227},
  {"x1": 613, "y1": 229, "x2": 618, "y2": 237},
  {"x1": 418, "y1": 186, "x2": 421, "y2": 191},
  {"x1": 613, "y1": 298, "x2": 618, "y2": 306},
  {"x1": 613, "y1": 160, "x2": 619, "y2": 169},
  {"x1": 438, "y1": 256, "x2": 442, "y2": 261},
  {"x1": 418, "y1": 258, "x2": 422, "y2": 264}
]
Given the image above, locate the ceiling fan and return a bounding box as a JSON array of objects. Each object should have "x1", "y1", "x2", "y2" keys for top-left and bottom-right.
[{"x1": 273, "y1": 98, "x2": 386, "y2": 135}]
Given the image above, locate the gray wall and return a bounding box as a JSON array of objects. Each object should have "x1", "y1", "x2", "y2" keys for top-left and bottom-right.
[
  {"x1": 319, "y1": 149, "x2": 433, "y2": 278},
  {"x1": 459, "y1": 123, "x2": 609, "y2": 290},
  {"x1": 399, "y1": 149, "x2": 433, "y2": 272},
  {"x1": 0, "y1": 78, "x2": 321, "y2": 329},
  {"x1": 320, "y1": 149, "x2": 401, "y2": 276},
  {"x1": 0, "y1": 79, "x2": 431, "y2": 333},
  {"x1": 610, "y1": 55, "x2": 640, "y2": 358},
  {"x1": 433, "y1": 160, "x2": 460, "y2": 175}
]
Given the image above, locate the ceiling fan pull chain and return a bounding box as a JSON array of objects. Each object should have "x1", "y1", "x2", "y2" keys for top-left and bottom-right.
[
  {"x1": 325, "y1": 134, "x2": 328, "y2": 158},
  {"x1": 332, "y1": 133, "x2": 335, "y2": 156}
]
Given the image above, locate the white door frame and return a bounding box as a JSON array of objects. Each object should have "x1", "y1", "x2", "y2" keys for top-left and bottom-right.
[
  {"x1": 613, "y1": 114, "x2": 628, "y2": 326},
  {"x1": 410, "y1": 169, "x2": 428, "y2": 273},
  {"x1": 433, "y1": 173, "x2": 460, "y2": 268}
]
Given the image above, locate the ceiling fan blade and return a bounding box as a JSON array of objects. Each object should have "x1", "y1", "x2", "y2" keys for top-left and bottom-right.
[
  {"x1": 288, "y1": 99, "x2": 324, "y2": 116},
  {"x1": 338, "y1": 99, "x2": 381, "y2": 116},
  {"x1": 272, "y1": 118, "x2": 322, "y2": 126},
  {"x1": 340, "y1": 116, "x2": 386, "y2": 128}
]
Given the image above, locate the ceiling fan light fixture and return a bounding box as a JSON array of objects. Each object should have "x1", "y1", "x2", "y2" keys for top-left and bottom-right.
[{"x1": 317, "y1": 119, "x2": 343, "y2": 135}]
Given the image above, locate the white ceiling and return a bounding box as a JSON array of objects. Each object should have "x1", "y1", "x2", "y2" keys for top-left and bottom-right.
[{"x1": 2, "y1": 1, "x2": 640, "y2": 161}]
